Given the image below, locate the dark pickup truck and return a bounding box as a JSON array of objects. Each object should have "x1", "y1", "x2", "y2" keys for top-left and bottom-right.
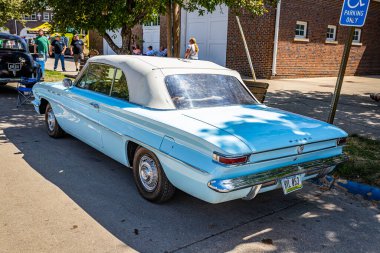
[{"x1": 0, "y1": 33, "x2": 40, "y2": 85}]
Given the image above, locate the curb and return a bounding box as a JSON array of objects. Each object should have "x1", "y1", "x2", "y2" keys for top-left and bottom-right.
[{"x1": 326, "y1": 176, "x2": 380, "y2": 201}]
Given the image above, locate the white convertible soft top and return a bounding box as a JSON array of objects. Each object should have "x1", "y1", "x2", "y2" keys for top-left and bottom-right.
[{"x1": 86, "y1": 55, "x2": 243, "y2": 109}]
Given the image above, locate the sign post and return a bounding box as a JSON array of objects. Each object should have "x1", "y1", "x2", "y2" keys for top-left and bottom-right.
[{"x1": 327, "y1": 0, "x2": 370, "y2": 124}]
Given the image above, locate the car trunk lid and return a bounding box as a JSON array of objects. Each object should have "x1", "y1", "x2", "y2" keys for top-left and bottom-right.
[{"x1": 182, "y1": 105, "x2": 346, "y2": 159}]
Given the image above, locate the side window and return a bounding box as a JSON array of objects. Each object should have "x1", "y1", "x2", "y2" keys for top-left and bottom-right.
[
  {"x1": 76, "y1": 63, "x2": 116, "y2": 95},
  {"x1": 110, "y1": 69, "x2": 129, "y2": 101}
]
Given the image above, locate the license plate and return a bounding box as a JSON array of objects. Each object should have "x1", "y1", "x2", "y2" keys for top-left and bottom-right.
[
  {"x1": 8, "y1": 63, "x2": 21, "y2": 71},
  {"x1": 281, "y1": 174, "x2": 303, "y2": 194}
]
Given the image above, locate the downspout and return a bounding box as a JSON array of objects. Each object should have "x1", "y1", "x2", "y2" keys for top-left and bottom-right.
[{"x1": 272, "y1": 0, "x2": 281, "y2": 76}]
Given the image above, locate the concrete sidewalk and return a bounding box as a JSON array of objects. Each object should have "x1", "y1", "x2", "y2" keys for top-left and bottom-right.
[
  {"x1": 45, "y1": 56, "x2": 79, "y2": 74},
  {"x1": 264, "y1": 76, "x2": 380, "y2": 140}
]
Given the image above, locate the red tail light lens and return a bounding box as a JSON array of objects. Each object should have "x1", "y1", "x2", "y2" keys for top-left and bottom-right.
[
  {"x1": 337, "y1": 137, "x2": 347, "y2": 146},
  {"x1": 213, "y1": 153, "x2": 249, "y2": 165}
]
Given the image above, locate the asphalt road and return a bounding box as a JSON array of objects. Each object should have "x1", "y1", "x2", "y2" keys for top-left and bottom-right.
[{"x1": 1, "y1": 83, "x2": 379, "y2": 253}]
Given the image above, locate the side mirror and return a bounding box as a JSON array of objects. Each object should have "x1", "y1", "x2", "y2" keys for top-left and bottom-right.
[{"x1": 63, "y1": 78, "x2": 73, "y2": 88}]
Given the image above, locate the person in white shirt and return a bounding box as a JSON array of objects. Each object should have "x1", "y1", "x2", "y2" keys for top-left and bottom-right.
[{"x1": 184, "y1": 37, "x2": 199, "y2": 60}]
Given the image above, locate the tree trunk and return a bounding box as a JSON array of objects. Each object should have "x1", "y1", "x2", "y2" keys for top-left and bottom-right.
[
  {"x1": 120, "y1": 24, "x2": 132, "y2": 54},
  {"x1": 102, "y1": 24, "x2": 132, "y2": 55},
  {"x1": 173, "y1": 3, "x2": 181, "y2": 58},
  {"x1": 166, "y1": 2, "x2": 173, "y2": 57}
]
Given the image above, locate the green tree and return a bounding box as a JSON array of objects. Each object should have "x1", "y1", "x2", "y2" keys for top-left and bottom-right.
[
  {"x1": 0, "y1": 0, "x2": 42, "y2": 28},
  {"x1": 42, "y1": 0, "x2": 166, "y2": 54},
  {"x1": 29, "y1": 0, "x2": 276, "y2": 55},
  {"x1": 184, "y1": 0, "x2": 276, "y2": 16}
]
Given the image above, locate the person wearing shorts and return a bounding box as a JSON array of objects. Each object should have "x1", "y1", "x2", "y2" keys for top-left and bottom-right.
[{"x1": 70, "y1": 34, "x2": 85, "y2": 71}]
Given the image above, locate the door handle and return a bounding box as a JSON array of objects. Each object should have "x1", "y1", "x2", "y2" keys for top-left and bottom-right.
[{"x1": 89, "y1": 102, "x2": 99, "y2": 109}]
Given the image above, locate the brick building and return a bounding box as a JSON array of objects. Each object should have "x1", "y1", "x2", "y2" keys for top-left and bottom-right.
[{"x1": 101, "y1": 0, "x2": 380, "y2": 78}]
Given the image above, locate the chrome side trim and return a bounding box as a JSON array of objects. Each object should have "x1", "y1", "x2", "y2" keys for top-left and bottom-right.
[
  {"x1": 208, "y1": 154, "x2": 348, "y2": 193},
  {"x1": 40, "y1": 95, "x2": 209, "y2": 175}
]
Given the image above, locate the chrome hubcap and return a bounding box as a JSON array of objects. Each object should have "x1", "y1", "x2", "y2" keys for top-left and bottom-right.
[
  {"x1": 47, "y1": 109, "x2": 56, "y2": 131},
  {"x1": 138, "y1": 155, "x2": 158, "y2": 192}
]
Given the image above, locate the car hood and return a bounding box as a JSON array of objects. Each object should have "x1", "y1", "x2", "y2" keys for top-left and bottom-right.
[{"x1": 182, "y1": 105, "x2": 347, "y2": 153}]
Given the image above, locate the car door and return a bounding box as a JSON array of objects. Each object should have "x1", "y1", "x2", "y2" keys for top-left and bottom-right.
[
  {"x1": 95, "y1": 68, "x2": 133, "y2": 165},
  {"x1": 63, "y1": 63, "x2": 116, "y2": 150}
]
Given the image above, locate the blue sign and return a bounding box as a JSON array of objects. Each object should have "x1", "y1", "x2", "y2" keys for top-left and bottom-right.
[{"x1": 340, "y1": 0, "x2": 370, "y2": 27}]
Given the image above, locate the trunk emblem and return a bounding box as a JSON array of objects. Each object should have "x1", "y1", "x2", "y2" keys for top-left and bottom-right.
[{"x1": 297, "y1": 145, "x2": 305, "y2": 155}]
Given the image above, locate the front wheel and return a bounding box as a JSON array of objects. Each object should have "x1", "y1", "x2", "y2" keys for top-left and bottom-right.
[
  {"x1": 45, "y1": 103, "x2": 64, "y2": 138},
  {"x1": 133, "y1": 147, "x2": 176, "y2": 203}
]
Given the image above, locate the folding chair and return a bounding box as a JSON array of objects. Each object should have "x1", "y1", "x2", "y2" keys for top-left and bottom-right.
[{"x1": 16, "y1": 77, "x2": 37, "y2": 108}]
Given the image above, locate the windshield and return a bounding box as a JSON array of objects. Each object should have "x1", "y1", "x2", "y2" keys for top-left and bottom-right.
[
  {"x1": 165, "y1": 74, "x2": 257, "y2": 109},
  {"x1": 0, "y1": 38, "x2": 26, "y2": 51}
]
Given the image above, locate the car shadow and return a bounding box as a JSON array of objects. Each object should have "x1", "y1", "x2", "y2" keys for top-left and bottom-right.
[{"x1": 3, "y1": 123, "x2": 303, "y2": 252}]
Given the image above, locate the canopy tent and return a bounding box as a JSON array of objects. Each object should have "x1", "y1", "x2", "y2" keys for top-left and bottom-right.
[{"x1": 27, "y1": 22, "x2": 52, "y2": 34}]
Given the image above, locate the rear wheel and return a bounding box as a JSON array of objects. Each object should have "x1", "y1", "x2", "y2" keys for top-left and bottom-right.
[
  {"x1": 45, "y1": 103, "x2": 64, "y2": 138},
  {"x1": 133, "y1": 147, "x2": 176, "y2": 203}
]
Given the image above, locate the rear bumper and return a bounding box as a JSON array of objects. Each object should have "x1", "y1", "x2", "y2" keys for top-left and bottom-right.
[{"x1": 208, "y1": 154, "x2": 348, "y2": 193}]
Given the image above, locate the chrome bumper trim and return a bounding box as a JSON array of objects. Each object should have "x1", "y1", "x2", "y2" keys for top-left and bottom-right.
[
  {"x1": 0, "y1": 78, "x2": 22, "y2": 82},
  {"x1": 208, "y1": 154, "x2": 348, "y2": 193}
]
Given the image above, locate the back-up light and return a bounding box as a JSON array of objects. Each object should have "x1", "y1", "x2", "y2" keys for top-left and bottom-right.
[
  {"x1": 337, "y1": 137, "x2": 347, "y2": 146},
  {"x1": 213, "y1": 153, "x2": 249, "y2": 165}
]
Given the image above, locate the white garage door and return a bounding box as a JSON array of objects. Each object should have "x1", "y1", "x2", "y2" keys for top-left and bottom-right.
[
  {"x1": 182, "y1": 5, "x2": 228, "y2": 66},
  {"x1": 143, "y1": 25, "x2": 160, "y2": 54}
]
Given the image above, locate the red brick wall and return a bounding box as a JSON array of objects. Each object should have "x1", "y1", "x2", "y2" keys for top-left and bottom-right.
[
  {"x1": 275, "y1": 0, "x2": 380, "y2": 78},
  {"x1": 226, "y1": 8, "x2": 276, "y2": 79}
]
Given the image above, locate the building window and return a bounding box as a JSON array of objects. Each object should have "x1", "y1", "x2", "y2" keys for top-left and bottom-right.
[
  {"x1": 326, "y1": 25, "x2": 337, "y2": 41},
  {"x1": 50, "y1": 13, "x2": 54, "y2": 20},
  {"x1": 295, "y1": 21, "x2": 307, "y2": 39},
  {"x1": 43, "y1": 12, "x2": 49, "y2": 21},
  {"x1": 23, "y1": 15, "x2": 30, "y2": 20},
  {"x1": 353, "y1": 28, "x2": 361, "y2": 43},
  {"x1": 30, "y1": 13, "x2": 37, "y2": 20}
]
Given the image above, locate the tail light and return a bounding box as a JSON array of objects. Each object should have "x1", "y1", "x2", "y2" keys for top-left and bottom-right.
[
  {"x1": 337, "y1": 137, "x2": 347, "y2": 146},
  {"x1": 213, "y1": 153, "x2": 249, "y2": 165}
]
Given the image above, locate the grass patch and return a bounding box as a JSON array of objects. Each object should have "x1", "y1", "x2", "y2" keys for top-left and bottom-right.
[
  {"x1": 336, "y1": 134, "x2": 380, "y2": 187},
  {"x1": 44, "y1": 70, "x2": 66, "y2": 82}
]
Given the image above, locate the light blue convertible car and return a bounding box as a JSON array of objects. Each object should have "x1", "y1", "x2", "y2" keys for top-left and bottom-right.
[{"x1": 32, "y1": 56, "x2": 348, "y2": 203}]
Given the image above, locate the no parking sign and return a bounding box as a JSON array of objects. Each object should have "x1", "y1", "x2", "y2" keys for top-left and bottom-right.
[{"x1": 339, "y1": 0, "x2": 370, "y2": 27}]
